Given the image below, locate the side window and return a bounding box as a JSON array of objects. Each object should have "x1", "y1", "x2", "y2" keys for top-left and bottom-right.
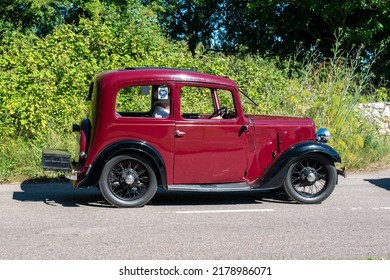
[
  {"x1": 116, "y1": 85, "x2": 171, "y2": 118},
  {"x1": 180, "y1": 86, "x2": 237, "y2": 119},
  {"x1": 217, "y1": 89, "x2": 237, "y2": 118},
  {"x1": 180, "y1": 86, "x2": 215, "y2": 119}
]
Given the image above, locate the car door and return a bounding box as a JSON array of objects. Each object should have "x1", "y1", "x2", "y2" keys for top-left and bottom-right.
[{"x1": 173, "y1": 84, "x2": 248, "y2": 184}]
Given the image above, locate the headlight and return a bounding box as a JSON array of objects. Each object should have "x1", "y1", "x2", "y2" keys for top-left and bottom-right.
[{"x1": 316, "y1": 128, "x2": 331, "y2": 143}]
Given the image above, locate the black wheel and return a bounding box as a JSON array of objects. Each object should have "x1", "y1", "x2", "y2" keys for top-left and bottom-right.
[
  {"x1": 283, "y1": 154, "x2": 337, "y2": 204},
  {"x1": 99, "y1": 155, "x2": 157, "y2": 207}
]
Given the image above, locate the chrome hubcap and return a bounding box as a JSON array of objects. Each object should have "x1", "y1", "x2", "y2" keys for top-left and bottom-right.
[
  {"x1": 302, "y1": 167, "x2": 318, "y2": 184},
  {"x1": 122, "y1": 169, "x2": 137, "y2": 185},
  {"x1": 306, "y1": 172, "x2": 317, "y2": 183}
]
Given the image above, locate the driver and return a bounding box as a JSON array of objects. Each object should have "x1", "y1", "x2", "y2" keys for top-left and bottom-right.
[
  {"x1": 153, "y1": 99, "x2": 170, "y2": 118},
  {"x1": 211, "y1": 114, "x2": 223, "y2": 120},
  {"x1": 209, "y1": 107, "x2": 226, "y2": 119}
]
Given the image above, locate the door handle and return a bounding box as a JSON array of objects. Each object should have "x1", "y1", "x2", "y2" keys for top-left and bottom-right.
[
  {"x1": 175, "y1": 130, "x2": 186, "y2": 137},
  {"x1": 239, "y1": 125, "x2": 249, "y2": 135}
]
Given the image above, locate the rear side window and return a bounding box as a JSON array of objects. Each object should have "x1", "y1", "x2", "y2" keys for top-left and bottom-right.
[{"x1": 116, "y1": 85, "x2": 171, "y2": 118}]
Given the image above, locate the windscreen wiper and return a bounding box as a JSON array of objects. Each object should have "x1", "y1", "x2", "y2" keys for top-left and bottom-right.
[{"x1": 239, "y1": 88, "x2": 258, "y2": 106}]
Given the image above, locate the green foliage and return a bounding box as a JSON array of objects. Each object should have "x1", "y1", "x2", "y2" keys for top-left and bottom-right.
[
  {"x1": 181, "y1": 86, "x2": 215, "y2": 114},
  {"x1": 116, "y1": 86, "x2": 153, "y2": 113},
  {"x1": 279, "y1": 43, "x2": 389, "y2": 168},
  {"x1": 0, "y1": 0, "x2": 85, "y2": 37},
  {"x1": 145, "y1": 0, "x2": 223, "y2": 55},
  {"x1": 0, "y1": 0, "x2": 179, "y2": 141}
]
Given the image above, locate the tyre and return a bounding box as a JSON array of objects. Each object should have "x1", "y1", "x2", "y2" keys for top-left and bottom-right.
[
  {"x1": 99, "y1": 154, "x2": 157, "y2": 207},
  {"x1": 283, "y1": 154, "x2": 337, "y2": 204}
]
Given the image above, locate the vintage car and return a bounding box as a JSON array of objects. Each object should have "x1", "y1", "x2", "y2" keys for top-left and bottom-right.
[{"x1": 43, "y1": 67, "x2": 345, "y2": 207}]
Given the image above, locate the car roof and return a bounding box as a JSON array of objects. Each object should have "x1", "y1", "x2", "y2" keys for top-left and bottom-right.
[{"x1": 95, "y1": 67, "x2": 237, "y2": 88}]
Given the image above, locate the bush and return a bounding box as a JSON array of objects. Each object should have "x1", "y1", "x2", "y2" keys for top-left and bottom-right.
[{"x1": 278, "y1": 43, "x2": 390, "y2": 168}]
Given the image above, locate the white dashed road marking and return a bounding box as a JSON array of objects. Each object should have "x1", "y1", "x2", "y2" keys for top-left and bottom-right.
[
  {"x1": 175, "y1": 207, "x2": 390, "y2": 214},
  {"x1": 176, "y1": 209, "x2": 275, "y2": 214},
  {"x1": 372, "y1": 207, "x2": 390, "y2": 210}
]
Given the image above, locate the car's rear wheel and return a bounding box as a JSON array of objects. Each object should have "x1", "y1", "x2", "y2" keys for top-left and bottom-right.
[
  {"x1": 99, "y1": 155, "x2": 157, "y2": 207},
  {"x1": 283, "y1": 154, "x2": 337, "y2": 204}
]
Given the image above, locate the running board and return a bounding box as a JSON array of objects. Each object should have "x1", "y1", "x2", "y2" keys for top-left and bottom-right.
[{"x1": 167, "y1": 183, "x2": 251, "y2": 192}]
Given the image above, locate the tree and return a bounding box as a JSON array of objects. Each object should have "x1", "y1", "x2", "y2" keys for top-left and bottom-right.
[
  {"x1": 146, "y1": 0, "x2": 388, "y2": 82},
  {"x1": 142, "y1": 0, "x2": 223, "y2": 55},
  {"x1": 0, "y1": 0, "x2": 86, "y2": 37},
  {"x1": 0, "y1": 0, "x2": 139, "y2": 38},
  {"x1": 219, "y1": 0, "x2": 390, "y2": 82}
]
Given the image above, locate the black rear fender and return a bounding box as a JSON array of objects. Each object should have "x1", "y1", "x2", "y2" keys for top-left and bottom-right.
[{"x1": 78, "y1": 140, "x2": 167, "y2": 188}]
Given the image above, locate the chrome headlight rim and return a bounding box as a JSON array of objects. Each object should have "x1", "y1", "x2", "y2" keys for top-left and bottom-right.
[{"x1": 316, "y1": 128, "x2": 331, "y2": 143}]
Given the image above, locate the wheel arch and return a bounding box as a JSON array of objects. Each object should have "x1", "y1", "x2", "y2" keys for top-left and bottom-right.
[
  {"x1": 251, "y1": 141, "x2": 341, "y2": 190},
  {"x1": 78, "y1": 140, "x2": 167, "y2": 188}
]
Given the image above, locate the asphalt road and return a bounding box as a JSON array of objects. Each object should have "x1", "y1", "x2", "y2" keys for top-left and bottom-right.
[{"x1": 0, "y1": 168, "x2": 389, "y2": 260}]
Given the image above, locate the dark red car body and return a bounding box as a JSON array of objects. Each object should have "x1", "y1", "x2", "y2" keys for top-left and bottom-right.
[{"x1": 43, "y1": 68, "x2": 344, "y2": 207}]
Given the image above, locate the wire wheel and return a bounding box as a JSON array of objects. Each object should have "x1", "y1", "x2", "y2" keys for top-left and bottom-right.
[
  {"x1": 100, "y1": 155, "x2": 157, "y2": 207},
  {"x1": 284, "y1": 154, "x2": 337, "y2": 204}
]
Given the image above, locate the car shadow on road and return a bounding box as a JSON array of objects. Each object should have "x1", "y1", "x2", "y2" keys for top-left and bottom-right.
[
  {"x1": 13, "y1": 179, "x2": 293, "y2": 207},
  {"x1": 13, "y1": 178, "x2": 110, "y2": 208},
  {"x1": 364, "y1": 178, "x2": 390, "y2": 191}
]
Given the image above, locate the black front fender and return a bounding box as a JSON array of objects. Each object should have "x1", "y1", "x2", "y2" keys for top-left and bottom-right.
[
  {"x1": 251, "y1": 141, "x2": 341, "y2": 189},
  {"x1": 77, "y1": 140, "x2": 167, "y2": 188}
]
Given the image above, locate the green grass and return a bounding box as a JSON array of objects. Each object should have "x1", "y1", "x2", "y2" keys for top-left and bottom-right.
[{"x1": 0, "y1": 131, "x2": 77, "y2": 183}]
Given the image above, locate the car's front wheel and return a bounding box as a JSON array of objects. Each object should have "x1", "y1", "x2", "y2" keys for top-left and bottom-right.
[
  {"x1": 99, "y1": 154, "x2": 157, "y2": 207},
  {"x1": 283, "y1": 154, "x2": 337, "y2": 204}
]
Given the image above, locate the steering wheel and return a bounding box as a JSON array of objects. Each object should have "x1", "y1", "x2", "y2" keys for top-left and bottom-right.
[{"x1": 209, "y1": 107, "x2": 228, "y2": 119}]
